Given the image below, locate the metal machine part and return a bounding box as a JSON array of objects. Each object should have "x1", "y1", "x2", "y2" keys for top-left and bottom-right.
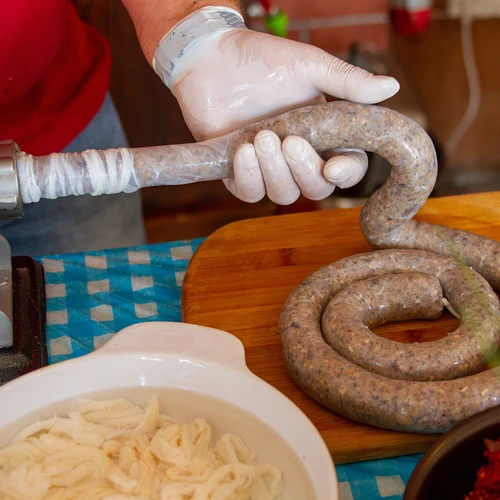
[
  {"x1": 0, "y1": 140, "x2": 23, "y2": 219},
  {"x1": 0, "y1": 142, "x2": 44, "y2": 370},
  {"x1": 0, "y1": 235, "x2": 47, "y2": 385},
  {"x1": 0, "y1": 141, "x2": 21, "y2": 350},
  {"x1": 0, "y1": 236, "x2": 12, "y2": 348},
  {"x1": 0, "y1": 256, "x2": 47, "y2": 385},
  {"x1": 0, "y1": 177, "x2": 47, "y2": 381}
]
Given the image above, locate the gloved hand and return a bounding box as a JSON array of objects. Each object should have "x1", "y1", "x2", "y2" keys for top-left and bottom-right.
[{"x1": 154, "y1": 9, "x2": 400, "y2": 205}]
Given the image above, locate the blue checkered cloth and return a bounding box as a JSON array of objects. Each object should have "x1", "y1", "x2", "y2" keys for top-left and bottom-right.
[{"x1": 36, "y1": 238, "x2": 421, "y2": 499}]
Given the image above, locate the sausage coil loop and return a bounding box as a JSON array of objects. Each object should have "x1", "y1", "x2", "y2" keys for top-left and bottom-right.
[{"x1": 278, "y1": 101, "x2": 500, "y2": 433}]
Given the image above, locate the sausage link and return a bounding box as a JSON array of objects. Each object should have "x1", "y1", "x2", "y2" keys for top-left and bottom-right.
[
  {"x1": 281, "y1": 250, "x2": 500, "y2": 433},
  {"x1": 28, "y1": 101, "x2": 439, "y2": 205},
  {"x1": 276, "y1": 102, "x2": 500, "y2": 433},
  {"x1": 321, "y1": 270, "x2": 497, "y2": 382}
]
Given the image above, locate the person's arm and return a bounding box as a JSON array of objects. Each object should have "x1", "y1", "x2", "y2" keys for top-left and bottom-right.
[{"x1": 121, "y1": 0, "x2": 241, "y2": 63}]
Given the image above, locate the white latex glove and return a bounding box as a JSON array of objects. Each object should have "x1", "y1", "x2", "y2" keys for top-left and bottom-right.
[
  {"x1": 155, "y1": 9, "x2": 400, "y2": 204},
  {"x1": 228, "y1": 134, "x2": 370, "y2": 204}
]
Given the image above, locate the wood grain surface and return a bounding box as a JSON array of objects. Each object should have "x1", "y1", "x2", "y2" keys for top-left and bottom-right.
[{"x1": 182, "y1": 192, "x2": 500, "y2": 464}]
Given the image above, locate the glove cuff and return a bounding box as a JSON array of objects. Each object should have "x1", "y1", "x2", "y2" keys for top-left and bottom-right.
[{"x1": 153, "y1": 7, "x2": 246, "y2": 91}]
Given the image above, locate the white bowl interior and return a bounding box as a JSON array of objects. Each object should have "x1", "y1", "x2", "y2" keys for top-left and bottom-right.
[
  {"x1": 0, "y1": 322, "x2": 337, "y2": 499},
  {"x1": 0, "y1": 387, "x2": 315, "y2": 498}
]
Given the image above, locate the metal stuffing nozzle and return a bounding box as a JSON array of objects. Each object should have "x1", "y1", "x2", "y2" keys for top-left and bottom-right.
[{"x1": 0, "y1": 140, "x2": 23, "y2": 219}]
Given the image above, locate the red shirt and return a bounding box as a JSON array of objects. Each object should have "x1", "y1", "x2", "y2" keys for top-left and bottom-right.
[{"x1": 0, "y1": 1, "x2": 111, "y2": 156}]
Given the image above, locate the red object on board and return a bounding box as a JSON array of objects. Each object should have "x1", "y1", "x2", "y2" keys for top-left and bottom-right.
[
  {"x1": 390, "y1": 0, "x2": 432, "y2": 37},
  {"x1": 0, "y1": 0, "x2": 111, "y2": 156},
  {"x1": 465, "y1": 439, "x2": 500, "y2": 500}
]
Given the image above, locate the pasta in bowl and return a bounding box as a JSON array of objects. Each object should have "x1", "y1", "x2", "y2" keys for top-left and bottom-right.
[{"x1": 0, "y1": 322, "x2": 338, "y2": 500}]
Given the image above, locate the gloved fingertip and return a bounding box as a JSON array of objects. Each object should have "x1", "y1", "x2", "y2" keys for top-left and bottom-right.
[
  {"x1": 242, "y1": 192, "x2": 266, "y2": 203},
  {"x1": 237, "y1": 143, "x2": 257, "y2": 160},
  {"x1": 343, "y1": 72, "x2": 401, "y2": 104},
  {"x1": 306, "y1": 184, "x2": 336, "y2": 201},
  {"x1": 372, "y1": 75, "x2": 400, "y2": 100},
  {"x1": 270, "y1": 188, "x2": 301, "y2": 206},
  {"x1": 255, "y1": 130, "x2": 279, "y2": 153},
  {"x1": 324, "y1": 155, "x2": 367, "y2": 189},
  {"x1": 282, "y1": 136, "x2": 310, "y2": 163},
  {"x1": 324, "y1": 159, "x2": 349, "y2": 184}
]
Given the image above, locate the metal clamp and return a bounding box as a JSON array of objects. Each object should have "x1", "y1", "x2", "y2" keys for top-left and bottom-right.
[{"x1": 0, "y1": 140, "x2": 23, "y2": 219}]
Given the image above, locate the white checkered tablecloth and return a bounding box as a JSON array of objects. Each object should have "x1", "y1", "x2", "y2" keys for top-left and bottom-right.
[{"x1": 36, "y1": 238, "x2": 422, "y2": 499}]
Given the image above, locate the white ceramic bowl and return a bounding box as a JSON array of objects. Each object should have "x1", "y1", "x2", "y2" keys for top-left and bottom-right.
[{"x1": 0, "y1": 321, "x2": 338, "y2": 499}]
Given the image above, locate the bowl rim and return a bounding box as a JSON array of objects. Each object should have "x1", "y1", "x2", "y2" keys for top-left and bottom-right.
[
  {"x1": 404, "y1": 404, "x2": 500, "y2": 499},
  {"x1": 0, "y1": 321, "x2": 339, "y2": 499}
]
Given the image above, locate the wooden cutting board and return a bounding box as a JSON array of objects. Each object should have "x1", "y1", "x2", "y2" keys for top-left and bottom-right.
[{"x1": 182, "y1": 191, "x2": 500, "y2": 464}]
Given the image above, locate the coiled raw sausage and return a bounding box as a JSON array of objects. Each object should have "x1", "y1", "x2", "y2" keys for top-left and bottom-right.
[{"x1": 279, "y1": 102, "x2": 500, "y2": 433}]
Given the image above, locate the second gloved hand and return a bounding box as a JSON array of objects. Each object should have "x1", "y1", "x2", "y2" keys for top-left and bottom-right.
[
  {"x1": 155, "y1": 9, "x2": 400, "y2": 204},
  {"x1": 229, "y1": 132, "x2": 369, "y2": 205}
]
